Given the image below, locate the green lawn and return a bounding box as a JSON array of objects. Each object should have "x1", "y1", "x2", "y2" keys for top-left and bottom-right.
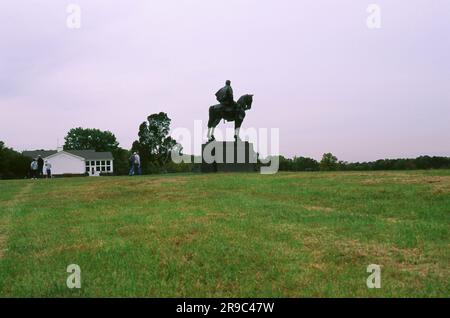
[{"x1": 0, "y1": 171, "x2": 449, "y2": 297}]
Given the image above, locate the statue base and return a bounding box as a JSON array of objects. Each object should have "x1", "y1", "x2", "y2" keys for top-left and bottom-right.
[{"x1": 201, "y1": 141, "x2": 257, "y2": 173}]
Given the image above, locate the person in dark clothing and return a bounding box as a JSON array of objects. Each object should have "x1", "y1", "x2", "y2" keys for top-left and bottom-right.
[
  {"x1": 215, "y1": 80, "x2": 235, "y2": 107},
  {"x1": 37, "y1": 155, "x2": 44, "y2": 178},
  {"x1": 128, "y1": 153, "x2": 135, "y2": 176}
]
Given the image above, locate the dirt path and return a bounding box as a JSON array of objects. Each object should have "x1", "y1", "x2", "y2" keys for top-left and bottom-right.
[{"x1": 0, "y1": 182, "x2": 34, "y2": 259}]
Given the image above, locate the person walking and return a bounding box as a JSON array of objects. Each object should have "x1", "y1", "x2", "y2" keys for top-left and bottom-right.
[
  {"x1": 134, "y1": 152, "x2": 142, "y2": 175},
  {"x1": 30, "y1": 159, "x2": 38, "y2": 179},
  {"x1": 128, "y1": 153, "x2": 135, "y2": 176},
  {"x1": 37, "y1": 155, "x2": 44, "y2": 178},
  {"x1": 44, "y1": 161, "x2": 52, "y2": 179}
]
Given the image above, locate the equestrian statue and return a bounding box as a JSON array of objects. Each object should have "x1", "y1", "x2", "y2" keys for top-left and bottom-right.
[{"x1": 207, "y1": 80, "x2": 253, "y2": 141}]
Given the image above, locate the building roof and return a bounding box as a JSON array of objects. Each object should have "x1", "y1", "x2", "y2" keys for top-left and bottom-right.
[
  {"x1": 66, "y1": 150, "x2": 114, "y2": 160},
  {"x1": 22, "y1": 150, "x2": 57, "y2": 159},
  {"x1": 23, "y1": 149, "x2": 114, "y2": 160}
]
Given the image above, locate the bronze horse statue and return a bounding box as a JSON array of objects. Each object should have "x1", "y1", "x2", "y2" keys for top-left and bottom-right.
[{"x1": 207, "y1": 94, "x2": 254, "y2": 141}]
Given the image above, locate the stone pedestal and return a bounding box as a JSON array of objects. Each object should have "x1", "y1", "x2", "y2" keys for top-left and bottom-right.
[{"x1": 201, "y1": 141, "x2": 257, "y2": 173}]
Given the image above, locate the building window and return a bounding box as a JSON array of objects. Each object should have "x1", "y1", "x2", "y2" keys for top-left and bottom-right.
[
  {"x1": 106, "y1": 166, "x2": 111, "y2": 172},
  {"x1": 86, "y1": 161, "x2": 90, "y2": 166},
  {"x1": 86, "y1": 167, "x2": 90, "y2": 172},
  {"x1": 96, "y1": 161, "x2": 100, "y2": 166},
  {"x1": 101, "y1": 160, "x2": 105, "y2": 165},
  {"x1": 91, "y1": 161, "x2": 95, "y2": 166},
  {"x1": 107, "y1": 161, "x2": 111, "y2": 166},
  {"x1": 96, "y1": 166, "x2": 100, "y2": 171}
]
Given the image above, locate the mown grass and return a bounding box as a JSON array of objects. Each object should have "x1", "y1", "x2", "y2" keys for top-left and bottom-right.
[{"x1": 0, "y1": 171, "x2": 449, "y2": 297}]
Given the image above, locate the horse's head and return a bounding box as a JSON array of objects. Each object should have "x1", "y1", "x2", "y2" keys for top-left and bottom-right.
[{"x1": 237, "y1": 94, "x2": 254, "y2": 110}]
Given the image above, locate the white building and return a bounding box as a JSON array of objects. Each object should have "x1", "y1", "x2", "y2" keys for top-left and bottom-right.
[{"x1": 23, "y1": 149, "x2": 114, "y2": 176}]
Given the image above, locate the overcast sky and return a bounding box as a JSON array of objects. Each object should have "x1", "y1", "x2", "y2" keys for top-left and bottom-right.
[{"x1": 0, "y1": 0, "x2": 449, "y2": 161}]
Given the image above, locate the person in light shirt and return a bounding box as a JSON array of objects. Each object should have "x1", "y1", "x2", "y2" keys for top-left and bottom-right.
[
  {"x1": 44, "y1": 161, "x2": 52, "y2": 179},
  {"x1": 133, "y1": 152, "x2": 141, "y2": 175}
]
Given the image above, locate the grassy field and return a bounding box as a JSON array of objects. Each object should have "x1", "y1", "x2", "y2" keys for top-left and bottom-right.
[{"x1": 0, "y1": 171, "x2": 449, "y2": 297}]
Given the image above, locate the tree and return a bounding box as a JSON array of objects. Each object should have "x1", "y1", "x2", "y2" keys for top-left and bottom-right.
[
  {"x1": 112, "y1": 148, "x2": 132, "y2": 176},
  {"x1": 320, "y1": 153, "x2": 338, "y2": 171},
  {"x1": 132, "y1": 112, "x2": 177, "y2": 173},
  {"x1": 0, "y1": 141, "x2": 29, "y2": 179},
  {"x1": 292, "y1": 156, "x2": 320, "y2": 171},
  {"x1": 64, "y1": 127, "x2": 119, "y2": 152},
  {"x1": 278, "y1": 155, "x2": 293, "y2": 171}
]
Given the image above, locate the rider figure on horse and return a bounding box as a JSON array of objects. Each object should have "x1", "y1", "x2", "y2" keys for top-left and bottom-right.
[{"x1": 215, "y1": 80, "x2": 236, "y2": 110}]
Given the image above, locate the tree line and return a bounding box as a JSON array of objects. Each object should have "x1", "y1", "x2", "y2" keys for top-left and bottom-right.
[
  {"x1": 279, "y1": 153, "x2": 450, "y2": 171},
  {"x1": 1, "y1": 112, "x2": 449, "y2": 179}
]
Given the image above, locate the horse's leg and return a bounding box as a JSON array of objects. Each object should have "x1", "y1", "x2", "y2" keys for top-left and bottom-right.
[
  {"x1": 207, "y1": 126, "x2": 215, "y2": 140},
  {"x1": 234, "y1": 119, "x2": 243, "y2": 141},
  {"x1": 211, "y1": 116, "x2": 222, "y2": 139},
  {"x1": 234, "y1": 109, "x2": 246, "y2": 141},
  {"x1": 234, "y1": 126, "x2": 240, "y2": 140},
  {"x1": 207, "y1": 106, "x2": 215, "y2": 141},
  {"x1": 207, "y1": 106, "x2": 215, "y2": 128},
  {"x1": 208, "y1": 106, "x2": 222, "y2": 141}
]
